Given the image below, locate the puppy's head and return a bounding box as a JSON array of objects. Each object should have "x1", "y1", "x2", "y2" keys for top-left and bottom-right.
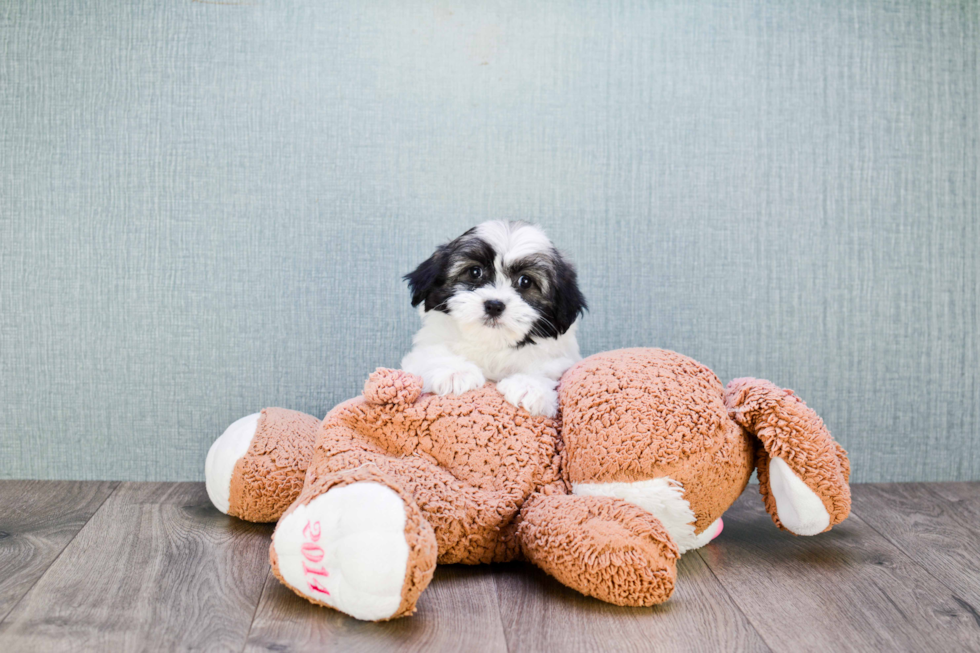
[{"x1": 404, "y1": 221, "x2": 587, "y2": 346}]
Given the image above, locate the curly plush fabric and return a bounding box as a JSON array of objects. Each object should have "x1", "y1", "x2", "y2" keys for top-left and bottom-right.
[
  {"x1": 559, "y1": 348, "x2": 755, "y2": 534},
  {"x1": 723, "y1": 378, "x2": 851, "y2": 531},
  {"x1": 229, "y1": 407, "x2": 321, "y2": 522},
  {"x1": 363, "y1": 368, "x2": 423, "y2": 406}
]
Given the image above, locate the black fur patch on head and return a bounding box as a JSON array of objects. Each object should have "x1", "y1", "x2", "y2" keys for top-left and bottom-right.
[
  {"x1": 404, "y1": 228, "x2": 498, "y2": 313},
  {"x1": 517, "y1": 248, "x2": 587, "y2": 346}
]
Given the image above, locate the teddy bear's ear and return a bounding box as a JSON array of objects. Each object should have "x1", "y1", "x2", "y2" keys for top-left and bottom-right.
[{"x1": 363, "y1": 368, "x2": 424, "y2": 406}]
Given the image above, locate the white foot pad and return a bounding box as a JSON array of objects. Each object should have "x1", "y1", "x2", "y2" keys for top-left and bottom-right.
[
  {"x1": 273, "y1": 481, "x2": 410, "y2": 621},
  {"x1": 769, "y1": 457, "x2": 831, "y2": 535},
  {"x1": 572, "y1": 477, "x2": 701, "y2": 553},
  {"x1": 205, "y1": 413, "x2": 260, "y2": 514}
]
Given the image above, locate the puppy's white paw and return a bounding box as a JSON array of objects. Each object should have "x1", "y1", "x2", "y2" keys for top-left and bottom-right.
[
  {"x1": 426, "y1": 363, "x2": 486, "y2": 396},
  {"x1": 497, "y1": 374, "x2": 558, "y2": 418}
]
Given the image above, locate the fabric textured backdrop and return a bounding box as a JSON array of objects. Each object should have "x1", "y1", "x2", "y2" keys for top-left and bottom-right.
[{"x1": 1, "y1": 0, "x2": 977, "y2": 482}]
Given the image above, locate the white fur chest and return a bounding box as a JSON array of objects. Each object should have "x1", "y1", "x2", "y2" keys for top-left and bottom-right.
[{"x1": 411, "y1": 310, "x2": 581, "y2": 382}]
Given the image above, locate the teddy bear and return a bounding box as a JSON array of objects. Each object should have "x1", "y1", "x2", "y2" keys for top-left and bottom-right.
[{"x1": 205, "y1": 348, "x2": 850, "y2": 621}]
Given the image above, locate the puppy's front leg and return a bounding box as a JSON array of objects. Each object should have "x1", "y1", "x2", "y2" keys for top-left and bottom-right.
[
  {"x1": 496, "y1": 374, "x2": 559, "y2": 418},
  {"x1": 401, "y1": 345, "x2": 486, "y2": 396}
]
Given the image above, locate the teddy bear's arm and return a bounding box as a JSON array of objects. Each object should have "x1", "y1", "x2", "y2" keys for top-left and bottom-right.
[
  {"x1": 515, "y1": 493, "x2": 679, "y2": 607},
  {"x1": 724, "y1": 378, "x2": 851, "y2": 535}
]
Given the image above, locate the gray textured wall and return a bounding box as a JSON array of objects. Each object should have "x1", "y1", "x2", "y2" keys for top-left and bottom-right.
[{"x1": 1, "y1": 0, "x2": 977, "y2": 482}]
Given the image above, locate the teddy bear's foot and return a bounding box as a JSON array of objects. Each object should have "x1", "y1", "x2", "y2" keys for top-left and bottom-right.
[
  {"x1": 516, "y1": 493, "x2": 678, "y2": 606},
  {"x1": 270, "y1": 467, "x2": 437, "y2": 621},
  {"x1": 206, "y1": 412, "x2": 261, "y2": 515},
  {"x1": 724, "y1": 377, "x2": 851, "y2": 535},
  {"x1": 205, "y1": 407, "x2": 321, "y2": 522}
]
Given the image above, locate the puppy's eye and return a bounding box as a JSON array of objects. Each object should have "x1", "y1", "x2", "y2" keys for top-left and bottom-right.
[
  {"x1": 517, "y1": 275, "x2": 532, "y2": 289},
  {"x1": 468, "y1": 266, "x2": 483, "y2": 279}
]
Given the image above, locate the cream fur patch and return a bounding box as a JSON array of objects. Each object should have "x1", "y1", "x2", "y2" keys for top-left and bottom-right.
[
  {"x1": 769, "y1": 457, "x2": 831, "y2": 535},
  {"x1": 475, "y1": 220, "x2": 553, "y2": 264},
  {"x1": 205, "y1": 412, "x2": 260, "y2": 514},
  {"x1": 273, "y1": 482, "x2": 410, "y2": 621},
  {"x1": 572, "y1": 477, "x2": 706, "y2": 554}
]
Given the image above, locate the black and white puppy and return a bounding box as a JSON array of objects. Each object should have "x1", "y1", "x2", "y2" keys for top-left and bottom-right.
[{"x1": 402, "y1": 221, "x2": 586, "y2": 417}]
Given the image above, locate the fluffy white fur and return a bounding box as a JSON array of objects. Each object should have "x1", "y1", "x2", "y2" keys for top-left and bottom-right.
[
  {"x1": 572, "y1": 477, "x2": 722, "y2": 554},
  {"x1": 401, "y1": 221, "x2": 581, "y2": 417}
]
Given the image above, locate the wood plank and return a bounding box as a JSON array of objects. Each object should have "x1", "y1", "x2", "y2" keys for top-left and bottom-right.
[
  {"x1": 0, "y1": 482, "x2": 273, "y2": 652},
  {"x1": 0, "y1": 480, "x2": 118, "y2": 623},
  {"x1": 493, "y1": 555, "x2": 770, "y2": 652},
  {"x1": 851, "y1": 483, "x2": 980, "y2": 608},
  {"x1": 923, "y1": 482, "x2": 980, "y2": 513},
  {"x1": 697, "y1": 487, "x2": 980, "y2": 652},
  {"x1": 244, "y1": 564, "x2": 509, "y2": 652}
]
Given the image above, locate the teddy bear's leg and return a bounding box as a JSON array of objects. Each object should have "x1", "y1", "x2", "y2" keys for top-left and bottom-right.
[
  {"x1": 308, "y1": 449, "x2": 527, "y2": 565},
  {"x1": 515, "y1": 493, "x2": 679, "y2": 606},
  {"x1": 724, "y1": 378, "x2": 851, "y2": 535},
  {"x1": 270, "y1": 464, "x2": 438, "y2": 622},
  {"x1": 205, "y1": 407, "x2": 321, "y2": 522},
  {"x1": 572, "y1": 478, "x2": 726, "y2": 554}
]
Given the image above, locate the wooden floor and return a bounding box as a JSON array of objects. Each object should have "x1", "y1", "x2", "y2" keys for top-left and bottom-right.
[{"x1": 0, "y1": 482, "x2": 978, "y2": 652}]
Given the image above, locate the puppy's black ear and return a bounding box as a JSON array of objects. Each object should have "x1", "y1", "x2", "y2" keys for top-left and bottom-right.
[
  {"x1": 550, "y1": 252, "x2": 587, "y2": 335},
  {"x1": 404, "y1": 246, "x2": 447, "y2": 309}
]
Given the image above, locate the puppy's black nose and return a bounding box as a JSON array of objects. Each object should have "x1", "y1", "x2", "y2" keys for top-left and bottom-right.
[{"x1": 484, "y1": 300, "x2": 506, "y2": 317}]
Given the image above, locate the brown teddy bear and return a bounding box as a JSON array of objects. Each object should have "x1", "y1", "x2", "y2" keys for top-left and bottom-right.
[{"x1": 205, "y1": 348, "x2": 850, "y2": 621}]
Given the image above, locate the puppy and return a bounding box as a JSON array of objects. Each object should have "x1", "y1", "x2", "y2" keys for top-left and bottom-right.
[{"x1": 401, "y1": 221, "x2": 586, "y2": 417}]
